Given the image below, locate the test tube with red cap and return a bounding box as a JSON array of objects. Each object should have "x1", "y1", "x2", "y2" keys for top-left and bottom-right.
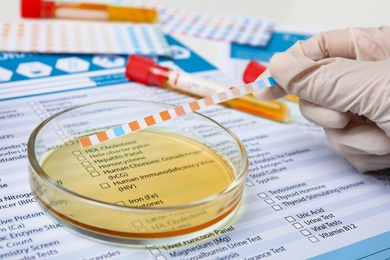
[
  {"x1": 126, "y1": 55, "x2": 290, "y2": 122},
  {"x1": 20, "y1": 0, "x2": 158, "y2": 23}
]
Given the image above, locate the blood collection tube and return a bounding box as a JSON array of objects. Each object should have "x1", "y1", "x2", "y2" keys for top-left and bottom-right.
[
  {"x1": 243, "y1": 60, "x2": 299, "y2": 103},
  {"x1": 126, "y1": 55, "x2": 290, "y2": 122},
  {"x1": 20, "y1": 0, "x2": 158, "y2": 23}
]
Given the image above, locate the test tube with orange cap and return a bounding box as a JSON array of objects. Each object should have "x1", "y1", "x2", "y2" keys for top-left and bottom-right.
[{"x1": 20, "y1": 0, "x2": 158, "y2": 23}]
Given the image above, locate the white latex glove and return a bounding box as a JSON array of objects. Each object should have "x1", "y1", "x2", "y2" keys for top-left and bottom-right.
[{"x1": 254, "y1": 27, "x2": 390, "y2": 172}]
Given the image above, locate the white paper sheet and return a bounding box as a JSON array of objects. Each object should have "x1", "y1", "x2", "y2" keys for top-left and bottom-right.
[{"x1": 1, "y1": 37, "x2": 390, "y2": 259}]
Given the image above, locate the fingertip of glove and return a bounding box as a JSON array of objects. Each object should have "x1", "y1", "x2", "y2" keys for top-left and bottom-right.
[
  {"x1": 270, "y1": 52, "x2": 297, "y2": 65},
  {"x1": 300, "y1": 100, "x2": 350, "y2": 129},
  {"x1": 270, "y1": 52, "x2": 313, "y2": 71},
  {"x1": 253, "y1": 86, "x2": 287, "y2": 101},
  {"x1": 269, "y1": 53, "x2": 312, "y2": 84}
]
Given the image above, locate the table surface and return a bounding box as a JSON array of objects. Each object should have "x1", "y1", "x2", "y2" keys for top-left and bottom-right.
[{"x1": 1, "y1": 0, "x2": 389, "y2": 66}]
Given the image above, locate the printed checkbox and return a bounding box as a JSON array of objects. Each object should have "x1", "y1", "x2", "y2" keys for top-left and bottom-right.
[
  {"x1": 72, "y1": 151, "x2": 82, "y2": 156},
  {"x1": 115, "y1": 201, "x2": 125, "y2": 205},
  {"x1": 300, "y1": 229, "x2": 311, "y2": 236},
  {"x1": 257, "y1": 192, "x2": 268, "y2": 199},
  {"x1": 149, "y1": 248, "x2": 161, "y2": 255},
  {"x1": 76, "y1": 156, "x2": 86, "y2": 161},
  {"x1": 100, "y1": 183, "x2": 110, "y2": 189},
  {"x1": 82, "y1": 161, "x2": 91, "y2": 167},
  {"x1": 89, "y1": 171, "x2": 100, "y2": 177},
  {"x1": 308, "y1": 236, "x2": 319, "y2": 243},
  {"x1": 272, "y1": 205, "x2": 282, "y2": 211},
  {"x1": 285, "y1": 216, "x2": 296, "y2": 222},
  {"x1": 155, "y1": 256, "x2": 167, "y2": 260},
  {"x1": 245, "y1": 180, "x2": 254, "y2": 187},
  {"x1": 86, "y1": 166, "x2": 96, "y2": 172},
  {"x1": 132, "y1": 220, "x2": 143, "y2": 227},
  {"x1": 264, "y1": 198, "x2": 275, "y2": 204},
  {"x1": 293, "y1": 223, "x2": 304, "y2": 229}
]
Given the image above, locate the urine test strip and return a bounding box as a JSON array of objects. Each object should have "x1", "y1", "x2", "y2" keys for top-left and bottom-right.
[{"x1": 79, "y1": 77, "x2": 276, "y2": 148}]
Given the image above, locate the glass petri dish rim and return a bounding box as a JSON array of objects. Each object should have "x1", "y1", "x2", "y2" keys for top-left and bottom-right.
[{"x1": 28, "y1": 99, "x2": 249, "y2": 213}]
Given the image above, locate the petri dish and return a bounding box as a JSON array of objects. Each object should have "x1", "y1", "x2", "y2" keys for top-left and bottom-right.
[{"x1": 28, "y1": 100, "x2": 248, "y2": 246}]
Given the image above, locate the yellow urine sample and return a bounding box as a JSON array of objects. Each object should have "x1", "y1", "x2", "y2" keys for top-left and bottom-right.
[
  {"x1": 29, "y1": 100, "x2": 247, "y2": 243},
  {"x1": 40, "y1": 129, "x2": 235, "y2": 208},
  {"x1": 54, "y1": 3, "x2": 158, "y2": 23}
]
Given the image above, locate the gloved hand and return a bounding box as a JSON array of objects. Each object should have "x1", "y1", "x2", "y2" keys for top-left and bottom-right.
[{"x1": 254, "y1": 27, "x2": 390, "y2": 172}]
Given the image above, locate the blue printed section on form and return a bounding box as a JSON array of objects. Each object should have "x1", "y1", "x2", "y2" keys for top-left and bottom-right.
[
  {"x1": 0, "y1": 36, "x2": 216, "y2": 101},
  {"x1": 230, "y1": 31, "x2": 311, "y2": 63},
  {"x1": 0, "y1": 36, "x2": 214, "y2": 83},
  {"x1": 311, "y1": 231, "x2": 390, "y2": 259},
  {"x1": 0, "y1": 53, "x2": 127, "y2": 82}
]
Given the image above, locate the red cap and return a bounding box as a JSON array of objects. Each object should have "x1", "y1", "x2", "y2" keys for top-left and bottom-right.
[
  {"x1": 21, "y1": 0, "x2": 55, "y2": 18},
  {"x1": 243, "y1": 60, "x2": 267, "y2": 84},
  {"x1": 126, "y1": 55, "x2": 156, "y2": 85},
  {"x1": 126, "y1": 55, "x2": 169, "y2": 86}
]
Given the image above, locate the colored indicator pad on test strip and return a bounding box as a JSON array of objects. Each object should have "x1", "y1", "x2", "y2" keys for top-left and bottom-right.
[{"x1": 79, "y1": 77, "x2": 276, "y2": 148}]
